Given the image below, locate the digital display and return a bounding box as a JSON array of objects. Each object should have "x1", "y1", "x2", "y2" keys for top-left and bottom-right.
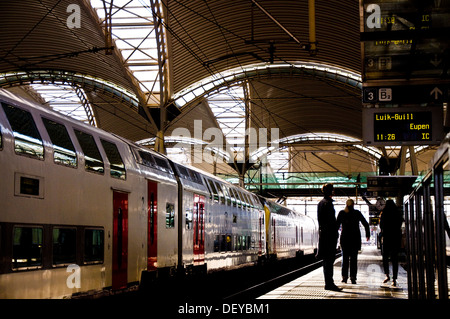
[
  {"x1": 362, "y1": 107, "x2": 444, "y2": 146},
  {"x1": 374, "y1": 111, "x2": 432, "y2": 142},
  {"x1": 360, "y1": 1, "x2": 450, "y2": 81}
]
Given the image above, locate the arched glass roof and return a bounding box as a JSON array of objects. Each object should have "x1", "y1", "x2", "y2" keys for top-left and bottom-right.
[
  {"x1": 173, "y1": 62, "x2": 362, "y2": 108},
  {"x1": 30, "y1": 83, "x2": 97, "y2": 126},
  {"x1": 90, "y1": 0, "x2": 161, "y2": 104}
]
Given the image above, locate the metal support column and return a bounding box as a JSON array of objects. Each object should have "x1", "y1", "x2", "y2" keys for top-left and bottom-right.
[
  {"x1": 308, "y1": 0, "x2": 317, "y2": 55},
  {"x1": 150, "y1": 0, "x2": 170, "y2": 154},
  {"x1": 423, "y1": 178, "x2": 436, "y2": 299},
  {"x1": 434, "y1": 164, "x2": 449, "y2": 299},
  {"x1": 102, "y1": 0, "x2": 113, "y2": 55}
]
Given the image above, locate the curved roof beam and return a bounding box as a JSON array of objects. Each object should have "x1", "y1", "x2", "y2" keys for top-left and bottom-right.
[
  {"x1": 137, "y1": 135, "x2": 231, "y2": 163},
  {"x1": 172, "y1": 62, "x2": 361, "y2": 109},
  {"x1": 251, "y1": 132, "x2": 382, "y2": 163},
  {"x1": 0, "y1": 69, "x2": 140, "y2": 109}
]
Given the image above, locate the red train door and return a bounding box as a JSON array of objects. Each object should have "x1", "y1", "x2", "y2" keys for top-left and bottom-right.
[
  {"x1": 147, "y1": 180, "x2": 158, "y2": 271},
  {"x1": 193, "y1": 194, "x2": 205, "y2": 265},
  {"x1": 112, "y1": 191, "x2": 128, "y2": 290}
]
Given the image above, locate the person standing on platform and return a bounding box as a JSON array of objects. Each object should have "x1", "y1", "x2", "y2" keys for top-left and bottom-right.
[
  {"x1": 336, "y1": 199, "x2": 370, "y2": 284},
  {"x1": 317, "y1": 183, "x2": 342, "y2": 291},
  {"x1": 380, "y1": 199, "x2": 403, "y2": 287}
]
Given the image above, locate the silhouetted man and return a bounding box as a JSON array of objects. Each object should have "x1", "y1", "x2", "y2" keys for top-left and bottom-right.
[{"x1": 317, "y1": 183, "x2": 342, "y2": 291}]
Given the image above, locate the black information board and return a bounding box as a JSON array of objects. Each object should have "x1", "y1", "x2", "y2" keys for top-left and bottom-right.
[
  {"x1": 361, "y1": 0, "x2": 450, "y2": 81},
  {"x1": 362, "y1": 107, "x2": 444, "y2": 145}
]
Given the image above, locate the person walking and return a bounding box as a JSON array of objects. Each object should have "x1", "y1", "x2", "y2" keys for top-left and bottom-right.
[
  {"x1": 336, "y1": 199, "x2": 370, "y2": 284},
  {"x1": 317, "y1": 183, "x2": 342, "y2": 291},
  {"x1": 380, "y1": 199, "x2": 403, "y2": 287}
]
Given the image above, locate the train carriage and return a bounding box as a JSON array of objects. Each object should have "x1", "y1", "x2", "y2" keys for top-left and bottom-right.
[{"x1": 0, "y1": 88, "x2": 318, "y2": 299}]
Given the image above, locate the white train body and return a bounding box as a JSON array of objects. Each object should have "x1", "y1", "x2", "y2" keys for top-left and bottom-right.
[{"x1": 0, "y1": 89, "x2": 318, "y2": 298}]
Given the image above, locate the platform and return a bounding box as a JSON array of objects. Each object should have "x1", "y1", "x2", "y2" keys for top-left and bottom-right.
[{"x1": 258, "y1": 245, "x2": 408, "y2": 300}]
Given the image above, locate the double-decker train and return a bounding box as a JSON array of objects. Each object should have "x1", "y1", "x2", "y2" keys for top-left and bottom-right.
[{"x1": 0, "y1": 88, "x2": 318, "y2": 299}]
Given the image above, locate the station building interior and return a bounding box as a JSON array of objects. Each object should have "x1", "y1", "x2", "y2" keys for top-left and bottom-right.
[{"x1": 0, "y1": 0, "x2": 446, "y2": 222}]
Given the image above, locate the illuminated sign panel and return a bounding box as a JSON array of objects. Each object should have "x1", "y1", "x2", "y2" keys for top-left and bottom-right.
[
  {"x1": 374, "y1": 111, "x2": 431, "y2": 142},
  {"x1": 363, "y1": 107, "x2": 444, "y2": 146},
  {"x1": 361, "y1": 0, "x2": 450, "y2": 81}
]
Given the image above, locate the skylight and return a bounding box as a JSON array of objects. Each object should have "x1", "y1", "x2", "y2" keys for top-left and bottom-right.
[
  {"x1": 30, "y1": 83, "x2": 97, "y2": 126},
  {"x1": 207, "y1": 84, "x2": 247, "y2": 155},
  {"x1": 90, "y1": 0, "x2": 161, "y2": 103}
]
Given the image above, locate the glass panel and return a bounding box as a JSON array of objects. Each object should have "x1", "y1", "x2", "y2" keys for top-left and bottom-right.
[
  {"x1": 153, "y1": 156, "x2": 171, "y2": 173},
  {"x1": 214, "y1": 182, "x2": 225, "y2": 204},
  {"x1": 138, "y1": 150, "x2": 156, "y2": 167},
  {"x1": 74, "y1": 130, "x2": 104, "y2": 174},
  {"x1": 12, "y1": 227, "x2": 43, "y2": 269},
  {"x1": 222, "y1": 185, "x2": 232, "y2": 206},
  {"x1": 101, "y1": 139, "x2": 126, "y2": 180},
  {"x1": 42, "y1": 118, "x2": 77, "y2": 167},
  {"x1": 208, "y1": 179, "x2": 219, "y2": 202},
  {"x1": 53, "y1": 227, "x2": 76, "y2": 265},
  {"x1": 166, "y1": 203, "x2": 175, "y2": 228},
  {"x1": 2, "y1": 103, "x2": 44, "y2": 159},
  {"x1": 84, "y1": 229, "x2": 104, "y2": 263}
]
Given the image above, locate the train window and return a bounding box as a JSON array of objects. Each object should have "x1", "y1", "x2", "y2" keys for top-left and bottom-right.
[
  {"x1": 12, "y1": 226, "x2": 43, "y2": 269},
  {"x1": 214, "y1": 182, "x2": 225, "y2": 204},
  {"x1": 185, "y1": 207, "x2": 193, "y2": 230},
  {"x1": 222, "y1": 185, "x2": 232, "y2": 206},
  {"x1": 42, "y1": 118, "x2": 77, "y2": 167},
  {"x1": 228, "y1": 187, "x2": 237, "y2": 207},
  {"x1": 52, "y1": 227, "x2": 76, "y2": 265},
  {"x1": 241, "y1": 192, "x2": 251, "y2": 207},
  {"x1": 138, "y1": 150, "x2": 156, "y2": 167},
  {"x1": 2, "y1": 103, "x2": 44, "y2": 160},
  {"x1": 188, "y1": 169, "x2": 203, "y2": 185},
  {"x1": 101, "y1": 140, "x2": 126, "y2": 180},
  {"x1": 208, "y1": 179, "x2": 219, "y2": 202},
  {"x1": 166, "y1": 203, "x2": 175, "y2": 228},
  {"x1": 220, "y1": 235, "x2": 226, "y2": 252},
  {"x1": 74, "y1": 130, "x2": 104, "y2": 174},
  {"x1": 176, "y1": 164, "x2": 191, "y2": 180},
  {"x1": 235, "y1": 235, "x2": 240, "y2": 251},
  {"x1": 232, "y1": 188, "x2": 242, "y2": 207},
  {"x1": 238, "y1": 191, "x2": 247, "y2": 208},
  {"x1": 214, "y1": 235, "x2": 220, "y2": 252},
  {"x1": 154, "y1": 156, "x2": 171, "y2": 173},
  {"x1": 204, "y1": 178, "x2": 213, "y2": 199},
  {"x1": 84, "y1": 229, "x2": 104, "y2": 264},
  {"x1": 248, "y1": 194, "x2": 255, "y2": 208}
]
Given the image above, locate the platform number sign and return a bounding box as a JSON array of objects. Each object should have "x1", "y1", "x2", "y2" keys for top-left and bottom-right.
[{"x1": 363, "y1": 87, "x2": 392, "y2": 103}]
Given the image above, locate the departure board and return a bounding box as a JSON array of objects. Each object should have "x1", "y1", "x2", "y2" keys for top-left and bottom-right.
[
  {"x1": 362, "y1": 107, "x2": 444, "y2": 146},
  {"x1": 361, "y1": 0, "x2": 450, "y2": 81},
  {"x1": 374, "y1": 111, "x2": 432, "y2": 142}
]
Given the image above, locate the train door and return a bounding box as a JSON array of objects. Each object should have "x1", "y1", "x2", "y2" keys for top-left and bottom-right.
[
  {"x1": 259, "y1": 213, "x2": 263, "y2": 255},
  {"x1": 147, "y1": 180, "x2": 158, "y2": 271},
  {"x1": 272, "y1": 218, "x2": 276, "y2": 254},
  {"x1": 112, "y1": 191, "x2": 128, "y2": 290},
  {"x1": 193, "y1": 194, "x2": 205, "y2": 265}
]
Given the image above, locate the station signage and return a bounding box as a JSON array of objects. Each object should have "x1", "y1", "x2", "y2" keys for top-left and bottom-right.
[
  {"x1": 362, "y1": 83, "x2": 449, "y2": 104},
  {"x1": 361, "y1": 0, "x2": 450, "y2": 81},
  {"x1": 362, "y1": 106, "x2": 444, "y2": 146},
  {"x1": 360, "y1": 0, "x2": 450, "y2": 107}
]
